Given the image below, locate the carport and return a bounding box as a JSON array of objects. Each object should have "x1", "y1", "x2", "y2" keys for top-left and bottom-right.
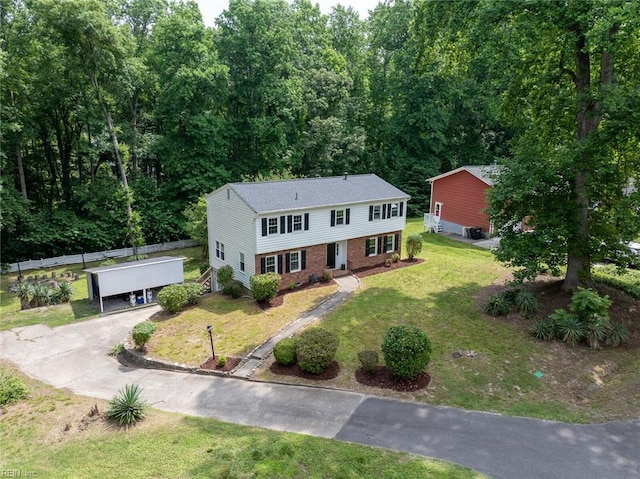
[{"x1": 84, "y1": 256, "x2": 185, "y2": 313}]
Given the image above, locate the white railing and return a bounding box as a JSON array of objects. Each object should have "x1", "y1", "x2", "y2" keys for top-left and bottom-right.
[
  {"x1": 423, "y1": 213, "x2": 441, "y2": 233},
  {"x1": 5, "y1": 239, "x2": 199, "y2": 274}
]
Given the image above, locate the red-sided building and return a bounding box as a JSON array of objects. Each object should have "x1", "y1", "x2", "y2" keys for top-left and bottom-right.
[{"x1": 425, "y1": 166, "x2": 500, "y2": 238}]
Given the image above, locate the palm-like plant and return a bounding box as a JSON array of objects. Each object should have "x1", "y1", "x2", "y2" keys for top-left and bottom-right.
[
  {"x1": 15, "y1": 282, "x2": 33, "y2": 310},
  {"x1": 106, "y1": 384, "x2": 147, "y2": 427},
  {"x1": 55, "y1": 281, "x2": 73, "y2": 303},
  {"x1": 30, "y1": 284, "x2": 51, "y2": 308},
  {"x1": 555, "y1": 313, "x2": 584, "y2": 347}
]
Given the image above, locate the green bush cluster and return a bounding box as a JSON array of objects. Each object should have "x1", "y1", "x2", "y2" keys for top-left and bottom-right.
[
  {"x1": 593, "y1": 266, "x2": 640, "y2": 299},
  {"x1": 250, "y1": 273, "x2": 281, "y2": 302},
  {"x1": 357, "y1": 350, "x2": 379, "y2": 374},
  {"x1": 531, "y1": 287, "x2": 628, "y2": 349},
  {"x1": 296, "y1": 328, "x2": 339, "y2": 374},
  {"x1": 381, "y1": 325, "x2": 432, "y2": 380},
  {"x1": 222, "y1": 280, "x2": 244, "y2": 298},
  {"x1": 273, "y1": 338, "x2": 297, "y2": 366},
  {"x1": 199, "y1": 263, "x2": 210, "y2": 275},
  {"x1": 484, "y1": 289, "x2": 538, "y2": 316},
  {"x1": 405, "y1": 234, "x2": 423, "y2": 260},
  {"x1": 217, "y1": 265, "x2": 234, "y2": 288},
  {"x1": 157, "y1": 283, "x2": 203, "y2": 313},
  {"x1": 131, "y1": 321, "x2": 157, "y2": 349},
  {"x1": 106, "y1": 384, "x2": 147, "y2": 427},
  {"x1": 0, "y1": 371, "x2": 29, "y2": 406}
]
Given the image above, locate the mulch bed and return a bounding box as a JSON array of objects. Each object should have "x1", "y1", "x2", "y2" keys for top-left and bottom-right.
[
  {"x1": 199, "y1": 356, "x2": 242, "y2": 372},
  {"x1": 269, "y1": 361, "x2": 340, "y2": 380},
  {"x1": 355, "y1": 366, "x2": 431, "y2": 392}
]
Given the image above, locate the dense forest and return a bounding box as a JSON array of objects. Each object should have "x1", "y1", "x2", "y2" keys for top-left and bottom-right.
[{"x1": 1, "y1": 0, "x2": 638, "y2": 278}]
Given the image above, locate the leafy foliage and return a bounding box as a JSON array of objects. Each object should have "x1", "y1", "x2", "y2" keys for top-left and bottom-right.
[
  {"x1": 157, "y1": 284, "x2": 190, "y2": 313},
  {"x1": 273, "y1": 338, "x2": 297, "y2": 366},
  {"x1": 357, "y1": 350, "x2": 379, "y2": 374},
  {"x1": 405, "y1": 234, "x2": 424, "y2": 260},
  {"x1": 250, "y1": 273, "x2": 281, "y2": 303},
  {"x1": 217, "y1": 265, "x2": 234, "y2": 288},
  {"x1": 0, "y1": 371, "x2": 29, "y2": 406},
  {"x1": 106, "y1": 384, "x2": 147, "y2": 427},
  {"x1": 483, "y1": 293, "x2": 511, "y2": 316},
  {"x1": 513, "y1": 291, "x2": 538, "y2": 314},
  {"x1": 606, "y1": 322, "x2": 629, "y2": 348},
  {"x1": 296, "y1": 328, "x2": 339, "y2": 374},
  {"x1": 222, "y1": 280, "x2": 244, "y2": 299},
  {"x1": 131, "y1": 322, "x2": 157, "y2": 350},
  {"x1": 530, "y1": 318, "x2": 556, "y2": 341},
  {"x1": 381, "y1": 325, "x2": 432, "y2": 380}
]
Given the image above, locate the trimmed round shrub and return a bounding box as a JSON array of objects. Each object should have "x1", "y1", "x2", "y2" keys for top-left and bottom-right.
[
  {"x1": 296, "y1": 328, "x2": 339, "y2": 374},
  {"x1": 222, "y1": 280, "x2": 244, "y2": 299},
  {"x1": 381, "y1": 326, "x2": 432, "y2": 380},
  {"x1": 406, "y1": 234, "x2": 424, "y2": 260},
  {"x1": 157, "y1": 284, "x2": 189, "y2": 313},
  {"x1": 217, "y1": 265, "x2": 234, "y2": 288},
  {"x1": 184, "y1": 283, "x2": 204, "y2": 305},
  {"x1": 273, "y1": 338, "x2": 297, "y2": 366},
  {"x1": 483, "y1": 293, "x2": 511, "y2": 316},
  {"x1": 106, "y1": 384, "x2": 147, "y2": 427},
  {"x1": 132, "y1": 321, "x2": 157, "y2": 349},
  {"x1": 357, "y1": 350, "x2": 379, "y2": 374},
  {"x1": 250, "y1": 273, "x2": 281, "y2": 302}
]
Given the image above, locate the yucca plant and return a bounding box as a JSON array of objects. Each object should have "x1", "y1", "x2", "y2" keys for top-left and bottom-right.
[
  {"x1": 483, "y1": 293, "x2": 511, "y2": 316},
  {"x1": 30, "y1": 284, "x2": 51, "y2": 308},
  {"x1": 15, "y1": 282, "x2": 33, "y2": 310},
  {"x1": 514, "y1": 291, "x2": 539, "y2": 315},
  {"x1": 584, "y1": 314, "x2": 609, "y2": 350},
  {"x1": 606, "y1": 322, "x2": 629, "y2": 348},
  {"x1": 530, "y1": 318, "x2": 555, "y2": 341},
  {"x1": 106, "y1": 384, "x2": 147, "y2": 427},
  {"x1": 554, "y1": 313, "x2": 584, "y2": 347},
  {"x1": 55, "y1": 281, "x2": 74, "y2": 303}
]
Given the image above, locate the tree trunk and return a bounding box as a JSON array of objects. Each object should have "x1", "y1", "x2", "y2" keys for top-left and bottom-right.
[{"x1": 9, "y1": 91, "x2": 28, "y2": 199}]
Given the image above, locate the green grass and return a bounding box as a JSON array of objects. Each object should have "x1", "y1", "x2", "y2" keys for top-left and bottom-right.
[{"x1": 0, "y1": 366, "x2": 486, "y2": 478}]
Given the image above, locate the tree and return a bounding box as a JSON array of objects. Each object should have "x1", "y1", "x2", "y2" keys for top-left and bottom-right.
[
  {"x1": 183, "y1": 196, "x2": 209, "y2": 259},
  {"x1": 416, "y1": 0, "x2": 640, "y2": 289}
]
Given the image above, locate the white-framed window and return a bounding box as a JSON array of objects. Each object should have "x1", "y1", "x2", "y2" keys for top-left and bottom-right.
[
  {"x1": 293, "y1": 214, "x2": 303, "y2": 231},
  {"x1": 289, "y1": 251, "x2": 301, "y2": 272},
  {"x1": 239, "y1": 252, "x2": 245, "y2": 272},
  {"x1": 268, "y1": 217, "x2": 278, "y2": 235},
  {"x1": 385, "y1": 235, "x2": 395, "y2": 253},
  {"x1": 373, "y1": 205, "x2": 381, "y2": 220},
  {"x1": 335, "y1": 209, "x2": 345, "y2": 225},
  {"x1": 366, "y1": 237, "x2": 377, "y2": 257},
  {"x1": 390, "y1": 203, "x2": 399, "y2": 217},
  {"x1": 215, "y1": 241, "x2": 225, "y2": 260},
  {"x1": 265, "y1": 255, "x2": 276, "y2": 273}
]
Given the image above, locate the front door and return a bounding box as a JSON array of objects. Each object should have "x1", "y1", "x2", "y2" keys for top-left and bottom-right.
[{"x1": 326, "y1": 243, "x2": 336, "y2": 269}]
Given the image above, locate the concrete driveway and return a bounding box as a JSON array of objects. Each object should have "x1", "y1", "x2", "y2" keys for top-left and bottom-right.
[{"x1": 1, "y1": 309, "x2": 638, "y2": 479}]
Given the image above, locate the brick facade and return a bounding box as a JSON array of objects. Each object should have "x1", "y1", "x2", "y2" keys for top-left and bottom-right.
[{"x1": 255, "y1": 231, "x2": 403, "y2": 290}]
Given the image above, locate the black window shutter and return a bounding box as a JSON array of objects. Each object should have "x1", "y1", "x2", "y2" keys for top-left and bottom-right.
[
  {"x1": 287, "y1": 215, "x2": 293, "y2": 233},
  {"x1": 301, "y1": 250, "x2": 306, "y2": 270},
  {"x1": 330, "y1": 210, "x2": 336, "y2": 227},
  {"x1": 285, "y1": 253, "x2": 290, "y2": 273},
  {"x1": 304, "y1": 213, "x2": 309, "y2": 230},
  {"x1": 346, "y1": 208, "x2": 350, "y2": 225},
  {"x1": 280, "y1": 216, "x2": 286, "y2": 234},
  {"x1": 369, "y1": 205, "x2": 374, "y2": 221},
  {"x1": 260, "y1": 257, "x2": 266, "y2": 274},
  {"x1": 382, "y1": 204, "x2": 387, "y2": 219},
  {"x1": 365, "y1": 240, "x2": 369, "y2": 257},
  {"x1": 261, "y1": 218, "x2": 267, "y2": 236},
  {"x1": 277, "y1": 255, "x2": 283, "y2": 274},
  {"x1": 395, "y1": 233, "x2": 400, "y2": 252},
  {"x1": 400, "y1": 202, "x2": 404, "y2": 217},
  {"x1": 377, "y1": 236, "x2": 383, "y2": 255},
  {"x1": 387, "y1": 203, "x2": 392, "y2": 218}
]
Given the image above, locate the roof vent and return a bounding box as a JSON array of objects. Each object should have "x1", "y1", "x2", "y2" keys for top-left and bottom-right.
[
  {"x1": 343, "y1": 172, "x2": 348, "y2": 180},
  {"x1": 295, "y1": 192, "x2": 298, "y2": 200}
]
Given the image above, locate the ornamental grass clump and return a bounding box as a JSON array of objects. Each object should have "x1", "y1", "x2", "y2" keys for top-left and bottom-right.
[
  {"x1": 296, "y1": 328, "x2": 338, "y2": 374},
  {"x1": 106, "y1": 384, "x2": 147, "y2": 427},
  {"x1": 381, "y1": 325, "x2": 432, "y2": 380}
]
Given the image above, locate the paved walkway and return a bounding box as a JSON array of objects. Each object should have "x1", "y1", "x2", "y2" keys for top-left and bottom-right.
[{"x1": 1, "y1": 277, "x2": 638, "y2": 479}]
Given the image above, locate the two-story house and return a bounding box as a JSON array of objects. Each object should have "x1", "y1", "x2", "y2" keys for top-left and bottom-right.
[{"x1": 206, "y1": 174, "x2": 410, "y2": 291}]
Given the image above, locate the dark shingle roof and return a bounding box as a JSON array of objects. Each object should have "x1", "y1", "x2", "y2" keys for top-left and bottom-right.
[{"x1": 226, "y1": 174, "x2": 410, "y2": 213}]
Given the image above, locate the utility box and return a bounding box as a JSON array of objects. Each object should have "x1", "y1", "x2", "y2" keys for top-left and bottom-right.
[{"x1": 470, "y1": 227, "x2": 483, "y2": 240}]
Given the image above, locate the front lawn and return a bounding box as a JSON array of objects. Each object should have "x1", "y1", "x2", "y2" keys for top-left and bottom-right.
[{"x1": 0, "y1": 362, "x2": 486, "y2": 479}]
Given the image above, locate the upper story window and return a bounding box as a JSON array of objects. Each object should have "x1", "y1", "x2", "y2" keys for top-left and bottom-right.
[
  {"x1": 390, "y1": 203, "x2": 399, "y2": 217},
  {"x1": 268, "y1": 218, "x2": 278, "y2": 235},
  {"x1": 293, "y1": 214, "x2": 303, "y2": 231},
  {"x1": 262, "y1": 214, "x2": 309, "y2": 236},
  {"x1": 373, "y1": 205, "x2": 381, "y2": 220},
  {"x1": 215, "y1": 241, "x2": 225, "y2": 260},
  {"x1": 331, "y1": 208, "x2": 350, "y2": 227},
  {"x1": 370, "y1": 202, "x2": 404, "y2": 221}
]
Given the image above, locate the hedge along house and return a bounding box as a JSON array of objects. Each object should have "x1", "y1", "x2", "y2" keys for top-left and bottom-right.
[
  {"x1": 425, "y1": 165, "x2": 500, "y2": 238},
  {"x1": 206, "y1": 174, "x2": 410, "y2": 291},
  {"x1": 84, "y1": 256, "x2": 185, "y2": 313}
]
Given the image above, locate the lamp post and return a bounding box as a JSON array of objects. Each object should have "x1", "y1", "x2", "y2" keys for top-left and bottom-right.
[{"x1": 206, "y1": 325, "x2": 215, "y2": 360}]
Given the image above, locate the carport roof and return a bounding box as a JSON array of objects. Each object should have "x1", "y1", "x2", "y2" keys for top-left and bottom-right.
[{"x1": 83, "y1": 256, "x2": 184, "y2": 274}]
